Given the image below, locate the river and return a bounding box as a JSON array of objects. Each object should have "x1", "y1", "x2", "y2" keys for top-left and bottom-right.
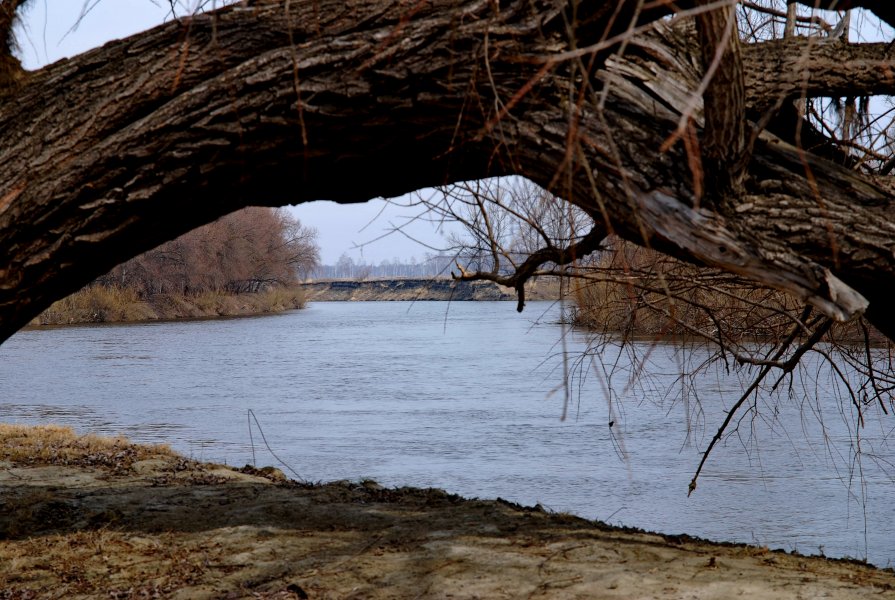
[{"x1": 1, "y1": 301, "x2": 893, "y2": 566}]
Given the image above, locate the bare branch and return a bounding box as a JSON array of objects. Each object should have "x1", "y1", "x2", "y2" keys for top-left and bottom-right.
[
  {"x1": 787, "y1": 0, "x2": 895, "y2": 31},
  {"x1": 688, "y1": 309, "x2": 831, "y2": 496},
  {"x1": 740, "y1": 1, "x2": 833, "y2": 33},
  {"x1": 454, "y1": 225, "x2": 607, "y2": 312}
]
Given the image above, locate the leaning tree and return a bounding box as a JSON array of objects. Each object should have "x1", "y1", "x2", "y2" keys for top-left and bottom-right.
[{"x1": 2, "y1": 1, "x2": 895, "y2": 380}]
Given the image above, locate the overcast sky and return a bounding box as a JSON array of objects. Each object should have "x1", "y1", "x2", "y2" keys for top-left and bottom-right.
[{"x1": 16, "y1": 0, "x2": 456, "y2": 264}]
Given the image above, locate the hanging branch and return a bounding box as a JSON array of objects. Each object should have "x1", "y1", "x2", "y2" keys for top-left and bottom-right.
[{"x1": 688, "y1": 308, "x2": 832, "y2": 496}]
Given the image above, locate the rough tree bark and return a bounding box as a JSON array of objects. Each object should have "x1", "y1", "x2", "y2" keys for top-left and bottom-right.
[{"x1": 1, "y1": 0, "x2": 894, "y2": 343}]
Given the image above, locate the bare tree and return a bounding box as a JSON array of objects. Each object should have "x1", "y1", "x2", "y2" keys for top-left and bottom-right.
[{"x1": 100, "y1": 207, "x2": 319, "y2": 295}]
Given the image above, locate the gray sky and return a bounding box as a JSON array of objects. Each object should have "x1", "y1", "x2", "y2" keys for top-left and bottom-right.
[{"x1": 16, "y1": 1, "x2": 455, "y2": 264}]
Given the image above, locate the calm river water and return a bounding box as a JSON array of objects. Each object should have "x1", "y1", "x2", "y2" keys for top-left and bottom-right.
[{"x1": 1, "y1": 301, "x2": 893, "y2": 566}]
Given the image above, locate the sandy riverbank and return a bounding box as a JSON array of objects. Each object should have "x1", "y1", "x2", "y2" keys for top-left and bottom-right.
[{"x1": 1, "y1": 425, "x2": 892, "y2": 599}]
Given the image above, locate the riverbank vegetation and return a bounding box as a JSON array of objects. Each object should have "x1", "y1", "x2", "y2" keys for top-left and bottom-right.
[
  {"x1": 566, "y1": 237, "x2": 887, "y2": 346},
  {"x1": 31, "y1": 207, "x2": 319, "y2": 326}
]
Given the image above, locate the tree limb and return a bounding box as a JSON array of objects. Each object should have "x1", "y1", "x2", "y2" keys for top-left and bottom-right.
[
  {"x1": 788, "y1": 0, "x2": 895, "y2": 31},
  {"x1": 0, "y1": 1, "x2": 894, "y2": 344},
  {"x1": 453, "y1": 225, "x2": 608, "y2": 312},
  {"x1": 743, "y1": 38, "x2": 895, "y2": 113}
]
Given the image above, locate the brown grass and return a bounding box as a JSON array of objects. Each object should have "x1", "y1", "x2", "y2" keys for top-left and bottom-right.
[
  {"x1": 30, "y1": 285, "x2": 307, "y2": 327},
  {"x1": 33, "y1": 285, "x2": 157, "y2": 325},
  {"x1": 3, "y1": 530, "x2": 249, "y2": 598},
  {"x1": 0, "y1": 424, "x2": 175, "y2": 469},
  {"x1": 569, "y1": 238, "x2": 872, "y2": 344},
  {"x1": 187, "y1": 286, "x2": 306, "y2": 316}
]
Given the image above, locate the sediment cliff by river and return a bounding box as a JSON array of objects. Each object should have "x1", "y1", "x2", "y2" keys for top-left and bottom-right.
[{"x1": 300, "y1": 277, "x2": 563, "y2": 302}]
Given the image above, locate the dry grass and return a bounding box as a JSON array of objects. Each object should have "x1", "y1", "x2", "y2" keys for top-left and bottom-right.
[
  {"x1": 197, "y1": 285, "x2": 306, "y2": 315},
  {"x1": 0, "y1": 424, "x2": 175, "y2": 469},
  {"x1": 569, "y1": 238, "x2": 873, "y2": 344},
  {"x1": 30, "y1": 285, "x2": 307, "y2": 326},
  {"x1": 0, "y1": 529, "x2": 223, "y2": 597},
  {"x1": 32, "y1": 285, "x2": 156, "y2": 325},
  {"x1": 189, "y1": 286, "x2": 306, "y2": 316},
  {"x1": 256, "y1": 286, "x2": 307, "y2": 312}
]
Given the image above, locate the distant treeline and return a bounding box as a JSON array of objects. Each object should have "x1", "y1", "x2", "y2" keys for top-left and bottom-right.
[
  {"x1": 34, "y1": 208, "x2": 320, "y2": 325},
  {"x1": 100, "y1": 207, "x2": 319, "y2": 295},
  {"x1": 311, "y1": 253, "x2": 461, "y2": 279}
]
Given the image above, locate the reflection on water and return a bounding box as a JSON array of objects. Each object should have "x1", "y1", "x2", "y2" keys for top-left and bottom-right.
[{"x1": 1, "y1": 301, "x2": 893, "y2": 566}]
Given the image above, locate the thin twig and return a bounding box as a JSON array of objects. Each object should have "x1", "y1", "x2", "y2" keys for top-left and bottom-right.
[
  {"x1": 247, "y1": 409, "x2": 306, "y2": 483},
  {"x1": 688, "y1": 307, "x2": 825, "y2": 496}
]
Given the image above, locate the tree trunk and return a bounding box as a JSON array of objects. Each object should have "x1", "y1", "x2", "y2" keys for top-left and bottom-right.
[{"x1": 1, "y1": 0, "x2": 894, "y2": 342}]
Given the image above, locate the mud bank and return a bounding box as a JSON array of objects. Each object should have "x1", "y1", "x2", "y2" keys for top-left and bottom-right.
[{"x1": 0, "y1": 425, "x2": 892, "y2": 599}]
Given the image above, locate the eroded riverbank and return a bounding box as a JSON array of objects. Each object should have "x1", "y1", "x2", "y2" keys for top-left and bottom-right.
[
  {"x1": 299, "y1": 277, "x2": 564, "y2": 302},
  {"x1": 1, "y1": 426, "x2": 893, "y2": 599}
]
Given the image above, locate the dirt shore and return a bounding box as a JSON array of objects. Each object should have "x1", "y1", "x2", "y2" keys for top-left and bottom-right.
[{"x1": 1, "y1": 426, "x2": 893, "y2": 599}]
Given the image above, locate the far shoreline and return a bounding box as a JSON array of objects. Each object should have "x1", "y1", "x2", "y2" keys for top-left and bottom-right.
[
  {"x1": 28, "y1": 285, "x2": 308, "y2": 328},
  {"x1": 299, "y1": 276, "x2": 564, "y2": 303},
  {"x1": 25, "y1": 277, "x2": 568, "y2": 328}
]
